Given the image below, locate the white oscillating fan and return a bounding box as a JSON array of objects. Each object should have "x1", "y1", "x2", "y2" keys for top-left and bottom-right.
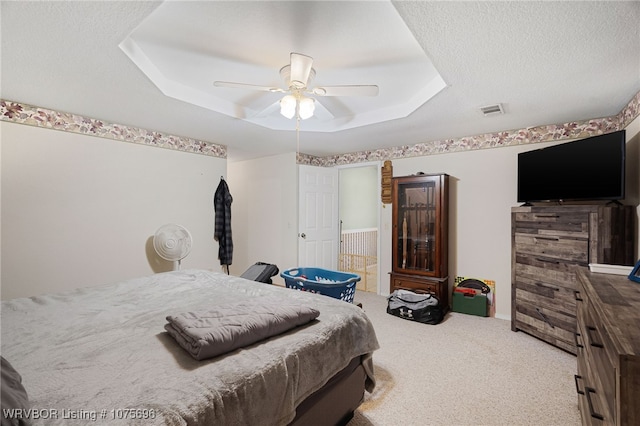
[{"x1": 153, "y1": 224, "x2": 193, "y2": 271}]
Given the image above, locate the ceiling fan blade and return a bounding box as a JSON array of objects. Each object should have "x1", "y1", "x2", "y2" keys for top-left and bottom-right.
[
  {"x1": 289, "y1": 53, "x2": 314, "y2": 88},
  {"x1": 311, "y1": 85, "x2": 379, "y2": 97},
  {"x1": 214, "y1": 81, "x2": 284, "y2": 93},
  {"x1": 252, "y1": 100, "x2": 282, "y2": 118}
]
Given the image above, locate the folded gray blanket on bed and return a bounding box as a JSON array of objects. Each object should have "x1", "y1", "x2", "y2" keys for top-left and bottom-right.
[{"x1": 165, "y1": 298, "x2": 320, "y2": 360}]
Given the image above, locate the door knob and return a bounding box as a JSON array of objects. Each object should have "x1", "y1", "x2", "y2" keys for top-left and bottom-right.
[{"x1": 299, "y1": 233, "x2": 306, "y2": 239}]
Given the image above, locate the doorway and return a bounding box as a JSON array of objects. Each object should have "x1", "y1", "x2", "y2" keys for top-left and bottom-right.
[
  {"x1": 338, "y1": 164, "x2": 380, "y2": 293},
  {"x1": 298, "y1": 165, "x2": 339, "y2": 270}
]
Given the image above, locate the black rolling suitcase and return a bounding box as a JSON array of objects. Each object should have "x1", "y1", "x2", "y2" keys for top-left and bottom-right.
[{"x1": 240, "y1": 262, "x2": 279, "y2": 284}]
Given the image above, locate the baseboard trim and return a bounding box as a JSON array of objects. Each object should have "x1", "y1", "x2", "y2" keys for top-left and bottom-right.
[{"x1": 495, "y1": 313, "x2": 511, "y2": 321}]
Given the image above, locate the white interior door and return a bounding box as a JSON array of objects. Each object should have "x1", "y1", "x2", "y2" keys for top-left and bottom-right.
[{"x1": 298, "y1": 165, "x2": 339, "y2": 269}]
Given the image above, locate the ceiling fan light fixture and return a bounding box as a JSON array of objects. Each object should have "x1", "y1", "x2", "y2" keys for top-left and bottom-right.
[
  {"x1": 298, "y1": 97, "x2": 315, "y2": 120},
  {"x1": 280, "y1": 95, "x2": 297, "y2": 119},
  {"x1": 213, "y1": 52, "x2": 378, "y2": 124}
]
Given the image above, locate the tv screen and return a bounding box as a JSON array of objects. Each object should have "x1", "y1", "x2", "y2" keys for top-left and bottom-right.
[{"x1": 517, "y1": 130, "x2": 625, "y2": 203}]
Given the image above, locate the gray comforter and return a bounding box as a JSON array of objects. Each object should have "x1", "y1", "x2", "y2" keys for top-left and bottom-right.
[
  {"x1": 164, "y1": 298, "x2": 320, "y2": 360},
  {"x1": 1, "y1": 270, "x2": 379, "y2": 425}
]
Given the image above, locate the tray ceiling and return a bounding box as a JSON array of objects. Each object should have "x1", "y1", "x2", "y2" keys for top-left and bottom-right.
[{"x1": 119, "y1": 1, "x2": 446, "y2": 132}]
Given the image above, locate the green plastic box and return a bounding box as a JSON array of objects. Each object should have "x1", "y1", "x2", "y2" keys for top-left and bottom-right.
[{"x1": 452, "y1": 291, "x2": 488, "y2": 317}]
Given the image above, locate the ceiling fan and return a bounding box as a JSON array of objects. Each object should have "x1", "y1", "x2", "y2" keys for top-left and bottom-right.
[{"x1": 214, "y1": 52, "x2": 379, "y2": 120}]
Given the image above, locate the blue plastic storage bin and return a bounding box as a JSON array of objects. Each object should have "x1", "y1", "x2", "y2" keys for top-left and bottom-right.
[{"x1": 280, "y1": 267, "x2": 360, "y2": 303}]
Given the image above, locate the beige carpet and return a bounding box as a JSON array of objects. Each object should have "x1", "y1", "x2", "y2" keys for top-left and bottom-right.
[{"x1": 348, "y1": 290, "x2": 580, "y2": 426}]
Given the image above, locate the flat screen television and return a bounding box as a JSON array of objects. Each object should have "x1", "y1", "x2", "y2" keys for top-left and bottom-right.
[{"x1": 517, "y1": 130, "x2": 626, "y2": 203}]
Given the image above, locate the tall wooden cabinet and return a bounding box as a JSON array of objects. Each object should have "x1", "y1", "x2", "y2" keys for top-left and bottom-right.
[
  {"x1": 511, "y1": 204, "x2": 634, "y2": 354},
  {"x1": 390, "y1": 174, "x2": 449, "y2": 308}
]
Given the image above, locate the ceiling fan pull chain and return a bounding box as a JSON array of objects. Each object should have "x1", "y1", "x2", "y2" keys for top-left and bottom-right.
[{"x1": 296, "y1": 117, "x2": 301, "y2": 156}]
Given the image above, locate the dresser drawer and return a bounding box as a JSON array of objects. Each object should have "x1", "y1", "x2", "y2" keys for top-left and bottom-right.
[
  {"x1": 579, "y1": 302, "x2": 617, "y2": 424},
  {"x1": 576, "y1": 355, "x2": 610, "y2": 426},
  {"x1": 513, "y1": 298, "x2": 576, "y2": 353},
  {"x1": 576, "y1": 373, "x2": 612, "y2": 425},
  {"x1": 513, "y1": 273, "x2": 577, "y2": 316},
  {"x1": 391, "y1": 275, "x2": 438, "y2": 294},
  {"x1": 513, "y1": 211, "x2": 589, "y2": 235},
  {"x1": 514, "y1": 233, "x2": 588, "y2": 263},
  {"x1": 514, "y1": 254, "x2": 579, "y2": 293},
  {"x1": 576, "y1": 364, "x2": 589, "y2": 425}
]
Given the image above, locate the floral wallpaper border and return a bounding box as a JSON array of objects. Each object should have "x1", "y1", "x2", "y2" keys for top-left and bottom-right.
[
  {"x1": 2, "y1": 91, "x2": 639, "y2": 166},
  {"x1": 299, "y1": 90, "x2": 640, "y2": 166},
  {"x1": 0, "y1": 100, "x2": 227, "y2": 159}
]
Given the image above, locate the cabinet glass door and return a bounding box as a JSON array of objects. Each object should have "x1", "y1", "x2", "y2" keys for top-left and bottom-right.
[{"x1": 395, "y1": 179, "x2": 438, "y2": 274}]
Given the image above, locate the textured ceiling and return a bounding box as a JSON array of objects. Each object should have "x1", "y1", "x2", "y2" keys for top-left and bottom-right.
[{"x1": 1, "y1": 1, "x2": 639, "y2": 162}]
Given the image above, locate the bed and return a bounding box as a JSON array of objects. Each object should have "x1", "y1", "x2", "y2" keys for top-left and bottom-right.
[{"x1": 0, "y1": 269, "x2": 379, "y2": 425}]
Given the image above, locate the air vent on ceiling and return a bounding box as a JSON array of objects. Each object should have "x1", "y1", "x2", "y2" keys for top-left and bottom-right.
[{"x1": 480, "y1": 103, "x2": 504, "y2": 116}]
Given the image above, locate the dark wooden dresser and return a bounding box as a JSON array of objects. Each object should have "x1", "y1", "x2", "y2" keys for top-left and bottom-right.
[
  {"x1": 511, "y1": 204, "x2": 634, "y2": 354},
  {"x1": 575, "y1": 269, "x2": 640, "y2": 426}
]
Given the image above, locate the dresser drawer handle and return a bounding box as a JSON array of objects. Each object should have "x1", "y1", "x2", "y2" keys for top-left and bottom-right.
[
  {"x1": 574, "y1": 290, "x2": 583, "y2": 302},
  {"x1": 535, "y1": 308, "x2": 554, "y2": 328},
  {"x1": 585, "y1": 387, "x2": 605, "y2": 421},
  {"x1": 535, "y1": 257, "x2": 561, "y2": 265},
  {"x1": 534, "y1": 235, "x2": 560, "y2": 241},
  {"x1": 574, "y1": 375, "x2": 585, "y2": 395},
  {"x1": 574, "y1": 332, "x2": 584, "y2": 349},
  {"x1": 535, "y1": 282, "x2": 559, "y2": 291},
  {"x1": 533, "y1": 214, "x2": 560, "y2": 219},
  {"x1": 586, "y1": 326, "x2": 604, "y2": 348}
]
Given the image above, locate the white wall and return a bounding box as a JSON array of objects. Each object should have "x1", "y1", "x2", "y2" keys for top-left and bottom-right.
[
  {"x1": 339, "y1": 165, "x2": 378, "y2": 230},
  {"x1": 227, "y1": 152, "x2": 298, "y2": 285},
  {"x1": 1, "y1": 121, "x2": 226, "y2": 299}
]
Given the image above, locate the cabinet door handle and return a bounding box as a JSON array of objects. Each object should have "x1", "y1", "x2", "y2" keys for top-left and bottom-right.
[
  {"x1": 586, "y1": 326, "x2": 604, "y2": 348},
  {"x1": 574, "y1": 375, "x2": 585, "y2": 395},
  {"x1": 535, "y1": 307, "x2": 554, "y2": 328},
  {"x1": 574, "y1": 332, "x2": 584, "y2": 349},
  {"x1": 585, "y1": 387, "x2": 605, "y2": 421},
  {"x1": 574, "y1": 290, "x2": 583, "y2": 302}
]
